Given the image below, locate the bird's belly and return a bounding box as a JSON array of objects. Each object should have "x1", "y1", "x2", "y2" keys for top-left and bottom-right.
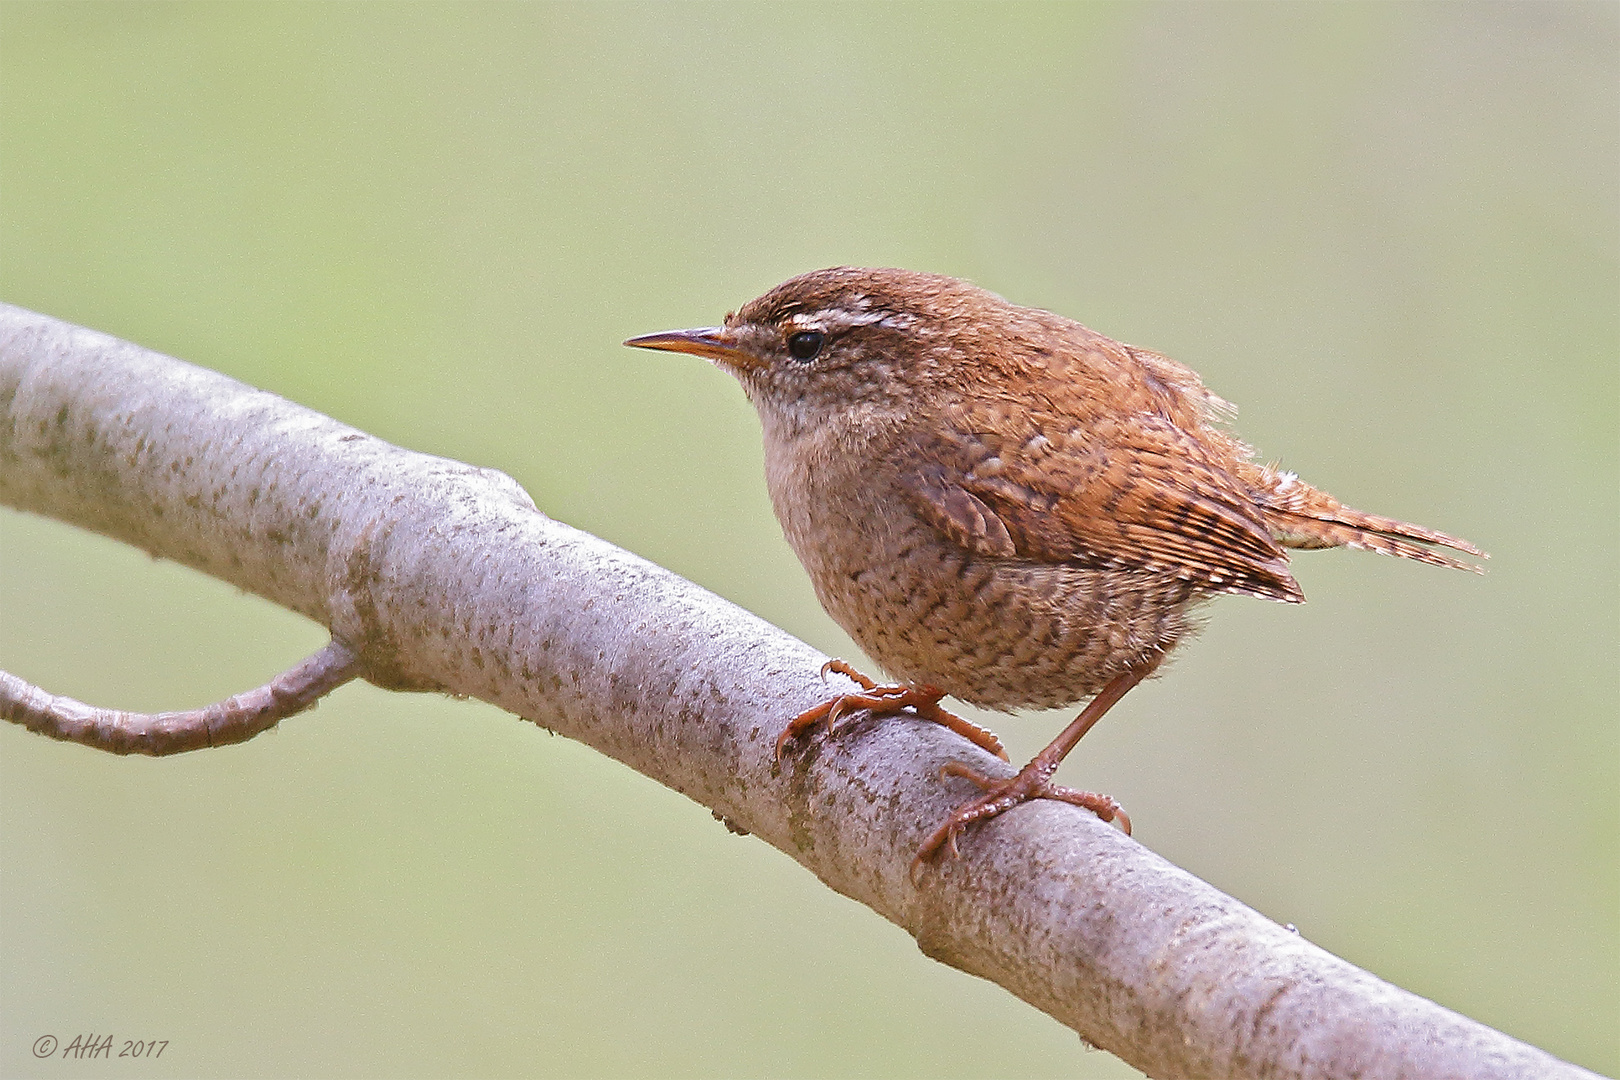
[{"x1": 797, "y1": 519, "x2": 1199, "y2": 711}]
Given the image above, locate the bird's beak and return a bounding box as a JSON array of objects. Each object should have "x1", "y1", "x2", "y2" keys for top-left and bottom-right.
[{"x1": 623, "y1": 327, "x2": 760, "y2": 370}]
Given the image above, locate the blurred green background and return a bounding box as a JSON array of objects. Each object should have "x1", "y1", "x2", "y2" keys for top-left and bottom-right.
[{"x1": 1, "y1": 3, "x2": 1615, "y2": 1077}]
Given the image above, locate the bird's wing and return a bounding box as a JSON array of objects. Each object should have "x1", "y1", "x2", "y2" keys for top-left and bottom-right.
[{"x1": 903, "y1": 404, "x2": 1303, "y2": 603}]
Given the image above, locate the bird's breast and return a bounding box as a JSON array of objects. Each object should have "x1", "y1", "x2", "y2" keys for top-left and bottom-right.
[{"x1": 759, "y1": 422, "x2": 1197, "y2": 710}]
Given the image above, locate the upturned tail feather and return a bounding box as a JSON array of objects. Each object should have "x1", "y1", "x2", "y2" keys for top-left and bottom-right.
[{"x1": 1247, "y1": 465, "x2": 1487, "y2": 574}]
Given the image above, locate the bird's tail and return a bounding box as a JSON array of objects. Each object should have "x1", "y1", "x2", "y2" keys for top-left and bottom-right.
[{"x1": 1243, "y1": 464, "x2": 1487, "y2": 572}]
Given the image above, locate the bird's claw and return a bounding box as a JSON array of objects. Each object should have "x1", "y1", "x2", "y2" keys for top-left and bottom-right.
[
  {"x1": 909, "y1": 764, "x2": 1130, "y2": 881},
  {"x1": 775, "y1": 665, "x2": 1008, "y2": 764}
]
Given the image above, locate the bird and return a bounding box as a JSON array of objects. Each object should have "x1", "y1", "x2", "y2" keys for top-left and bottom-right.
[{"x1": 625, "y1": 267, "x2": 1484, "y2": 874}]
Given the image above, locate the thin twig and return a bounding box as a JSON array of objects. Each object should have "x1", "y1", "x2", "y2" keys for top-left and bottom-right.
[{"x1": 0, "y1": 639, "x2": 359, "y2": 755}]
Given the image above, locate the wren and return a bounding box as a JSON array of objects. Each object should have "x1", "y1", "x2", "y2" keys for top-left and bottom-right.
[{"x1": 626, "y1": 267, "x2": 1484, "y2": 873}]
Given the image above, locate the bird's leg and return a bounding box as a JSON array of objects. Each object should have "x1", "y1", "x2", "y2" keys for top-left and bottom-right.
[
  {"x1": 911, "y1": 659, "x2": 1158, "y2": 878},
  {"x1": 775, "y1": 659, "x2": 1008, "y2": 763}
]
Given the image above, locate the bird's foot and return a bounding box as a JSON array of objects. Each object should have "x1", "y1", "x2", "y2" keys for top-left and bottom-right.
[
  {"x1": 910, "y1": 760, "x2": 1130, "y2": 880},
  {"x1": 774, "y1": 659, "x2": 1007, "y2": 763}
]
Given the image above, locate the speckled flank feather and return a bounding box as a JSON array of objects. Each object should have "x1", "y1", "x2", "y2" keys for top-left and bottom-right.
[
  {"x1": 903, "y1": 404, "x2": 1307, "y2": 607},
  {"x1": 1244, "y1": 463, "x2": 1486, "y2": 572}
]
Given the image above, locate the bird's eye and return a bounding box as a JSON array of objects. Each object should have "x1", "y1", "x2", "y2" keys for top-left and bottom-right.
[{"x1": 787, "y1": 331, "x2": 824, "y2": 362}]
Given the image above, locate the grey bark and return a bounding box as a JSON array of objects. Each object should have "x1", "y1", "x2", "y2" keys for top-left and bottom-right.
[{"x1": 0, "y1": 304, "x2": 1599, "y2": 1080}]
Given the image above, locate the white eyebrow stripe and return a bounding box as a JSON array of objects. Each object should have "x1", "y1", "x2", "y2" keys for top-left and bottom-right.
[{"x1": 787, "y1": 308, "x2": 901, "y2": 332}]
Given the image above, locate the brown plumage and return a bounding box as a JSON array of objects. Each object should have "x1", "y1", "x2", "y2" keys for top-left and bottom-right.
[{"x1": 627, "y1": 267, "x2": 1484, "y2": 871}]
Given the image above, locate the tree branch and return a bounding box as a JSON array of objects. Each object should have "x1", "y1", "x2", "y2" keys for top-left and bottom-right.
[{"x1": 0, "y1": 304, "x2": 1597, "y2": 1080}]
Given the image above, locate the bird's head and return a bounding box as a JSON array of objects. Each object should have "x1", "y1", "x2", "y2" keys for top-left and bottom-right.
[{"x1": 625, "y1": 267, "x2": 1025, "y2": 435}]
